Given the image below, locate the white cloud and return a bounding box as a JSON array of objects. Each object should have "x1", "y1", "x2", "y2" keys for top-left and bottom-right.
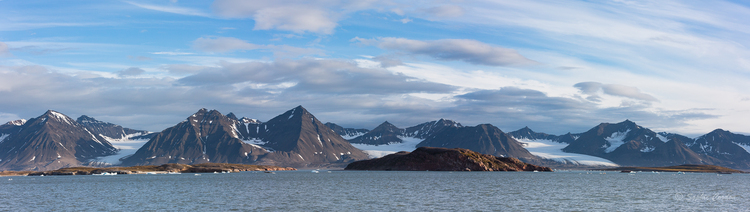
[{"x1": 354, "y1": 37, "x2": 536, "y2": 66}]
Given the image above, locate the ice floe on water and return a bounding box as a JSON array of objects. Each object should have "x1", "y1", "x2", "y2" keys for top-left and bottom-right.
[{"x1": 517, "y1": 138, "x2": 618, "y2": 166}]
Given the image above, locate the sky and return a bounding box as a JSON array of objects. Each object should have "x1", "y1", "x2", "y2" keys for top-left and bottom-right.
[{"x1": 2, "y1": 0, "x2": 750, "y2": 137}]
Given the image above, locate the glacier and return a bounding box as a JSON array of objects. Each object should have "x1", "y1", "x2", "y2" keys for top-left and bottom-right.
[{"x1": 517, "y1": 138, "x2": 618, "y2": 166}]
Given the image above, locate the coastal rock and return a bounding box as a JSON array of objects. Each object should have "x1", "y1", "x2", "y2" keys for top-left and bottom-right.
[{"x1": 345, "y1": 147, "x2": 552, "y2": 171}]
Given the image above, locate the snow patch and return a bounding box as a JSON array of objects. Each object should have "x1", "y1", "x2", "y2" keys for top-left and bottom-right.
[
  {"x1": 518, "y1": 138, "x2": 618, "y2": 166},
  {"x1": 49, "y1": 111, "x2": 73, "y2": 125},
  {"x1": 656, "y1": 134, "x2": 669, "y2": 143},
  {"x1": 30, "y1": 156, "x2": 36, "y2": 161},
  {"x1": 603, "y1": 129, "x2": 630, "y2": 153},
  {"x1": 0, "y1": 134, "x2": 9, "y2": 143},
  {"x1": 640, "y1": 146, "x2": 655, "y2": 152},
  {"x1": 732, "y1": 142, "x2": 750, "y2": 154},
  {"x1": 351, "y1": 136, "x2": 423, "y2": 158},
  {"x1": 341, "y1": 132, "x2": 365, "y2": 140}
]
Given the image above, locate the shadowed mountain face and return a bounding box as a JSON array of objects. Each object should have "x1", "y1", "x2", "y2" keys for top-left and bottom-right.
[
  {"x1": 562, "y1": 120, "x2": 716, "y2": 167},
  {"x1": 417, "y1": 124, "x2": 536, "y2": 160},
  {"x1": 76, "y1": 115, "x2": 155, "y2": 140},
  {"x1": 348, "y1": 121, "x2": 405, "y2": 145},
  {"x1": 404, "y1": 119, "x2": 462, "y2": 139},
  {"x1": 0, "y1": 110, "x2": 118, "y2": 171},
  {"x1": 121, "y1": 109, "x2": 268, "y2": 166},
  {"x1": 240, "y1": 106, "x2": 369, "y2": 167},
  {"x1": 122, "y1": 106, "x2": 368, "y2": 168},
  {"x1": 685, "y1": 129, "x2": 750, "y2": 168},
  {"x1": 324, "y1": 122, "x2": 369, "y2": 140},
  {"x1": 509, "y1": 127, "x2": 579, "y2": 144}
]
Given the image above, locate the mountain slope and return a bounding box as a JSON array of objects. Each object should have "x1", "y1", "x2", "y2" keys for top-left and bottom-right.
[
  {"x1": 0, "y1": 110, "x2": 118, "y2": 171},
  {"x1": 686, "y1": 129, "x2": 750, "y2": 168},
  {"x1": 509, "y1": 127, "x2": 617, "y2": 166},
  {"x1": 248, "y1": 106, "x2": 369, "y2": 167}
]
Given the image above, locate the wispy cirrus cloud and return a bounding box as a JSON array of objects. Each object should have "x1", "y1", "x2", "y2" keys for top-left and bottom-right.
[
  {"x1": 192, "y1": 36, "x2": 324, "y2": 58},
  {"x1": 124, "y1": 1, "x2": 211, "y2": 17}
]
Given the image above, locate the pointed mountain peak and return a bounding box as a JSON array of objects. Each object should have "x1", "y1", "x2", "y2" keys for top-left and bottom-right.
[
  {"x1": 376, "y1": 121, "x2": 398, "y2": 129},
  {"x1": 41, "y1": 110, "x2": 75, "y2": 125},
  {"x1": 226, "y1": 112, "x2": 238, "y2": 120}
]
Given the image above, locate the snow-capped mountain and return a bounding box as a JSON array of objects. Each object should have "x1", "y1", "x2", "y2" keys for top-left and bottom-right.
[
  {"x1": 348, "y1": 121, "x2": 405, "y2": 145},
  {"x1": 346, "y1": 119, "x2": 463, "y2": 158},
  {"x1": 686, "y1": 129, "x2": 750, "y2": 168},
  {"x1": 0, "y1": 110, "x2": 118, "y2": 171},
  {"x1": 122, "y1": 106, "x2": 368, "y2": 168},
  {"x1": 121, "y1": 108, "x2": 269, "y2": 166},
  {"x1": 324, "y1": 122, "x2": 369, "y2": 140},
  {"x1": 403, "y1": 119, "x2": 462, "y2": 139},
  {"x1": 562, "y1": 120, "x2": 715, "y2": 167},
  {"x1": 237, "y1": 106, "x2": 369, "y2": 167}
]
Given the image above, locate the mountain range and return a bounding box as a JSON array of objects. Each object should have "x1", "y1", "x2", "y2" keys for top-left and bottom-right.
[{"x1": 2, "y1": 106, "x2": 750, "y2": 171}]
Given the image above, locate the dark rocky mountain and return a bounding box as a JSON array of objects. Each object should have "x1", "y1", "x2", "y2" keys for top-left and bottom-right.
[
  {"x1": 348, "y1": 121, "x2": 405, "y2": 145},
  {"x1": 76, "y1": 115, "x2": 155, "y2": 140},
  {"x1": 416, "y1": 124, "x2": 537, "y2": 160},
  {"x1": 243, "y1": 106, "x2": 369, "y2": 167},
  {"x1": 403, "y1": 119, "x2": 462, "y2": 139},
  {"x1": 686, "y1": 129, "x2": 750, "y2": 168},
  {"x1": 345, "y1": 147, "x2": 552, "y2": 171},
  {"x1": 562, "y1": 120, "x2": 716, "y2": 167},
  {"x1": 0, "y1": 110, "x2": 118, "y2": 171},
  {"x1": 122, "y1": 106, "x2": 368, "y2": 168},
  {"x1": 324, "y1": 122, "x2": 369, "y2": 139},
  {"x1": 347, "y1": 119, "x2": 463, "y2": 146},
  {"x1": 509, "y1": 127, "x2": 579, "y2": 144},
  {"x1": 120, "y1": 109, "x2": 268, "y2": 166}
]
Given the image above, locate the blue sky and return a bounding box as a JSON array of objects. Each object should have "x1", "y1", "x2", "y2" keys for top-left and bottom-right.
[{"x1": 2, "y1": 0, "x2": 750, "y2": 136}]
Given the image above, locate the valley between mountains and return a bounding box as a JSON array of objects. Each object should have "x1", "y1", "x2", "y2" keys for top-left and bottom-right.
[{"x1": 2, "y1": 105, "x2": 750, "y2": 171}]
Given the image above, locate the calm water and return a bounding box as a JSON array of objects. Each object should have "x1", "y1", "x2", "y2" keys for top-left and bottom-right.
[{"x1": 1, "y1": 171, "x2": 748, "y2": 211}]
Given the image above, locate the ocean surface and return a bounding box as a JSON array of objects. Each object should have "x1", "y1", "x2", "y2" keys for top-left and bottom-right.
[{"x1": 1, "y1": 171, "x2": 748, "y2": 211}]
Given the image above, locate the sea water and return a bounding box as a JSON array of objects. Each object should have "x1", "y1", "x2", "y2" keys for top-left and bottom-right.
[{"x1": 1, "y1": 171, "x2": 747, "y2": 211}]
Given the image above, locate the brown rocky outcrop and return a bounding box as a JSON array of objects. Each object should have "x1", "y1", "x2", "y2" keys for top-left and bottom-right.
[{"x1": 345, "y1": 147, "x2": 552, "y2": 171}]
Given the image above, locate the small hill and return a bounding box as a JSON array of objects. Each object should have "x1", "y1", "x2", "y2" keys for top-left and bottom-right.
[{"x1": 345, "y1": 147, "x2": 552, "y2": 171}]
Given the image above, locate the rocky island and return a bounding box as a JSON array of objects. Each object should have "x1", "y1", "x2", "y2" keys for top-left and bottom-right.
[
  {"x1": 345, "y1": 147, "x2": 553, "y2": 171},
  {"x1": 0, "y1": 163, "x2": 296, "y2": 176}
]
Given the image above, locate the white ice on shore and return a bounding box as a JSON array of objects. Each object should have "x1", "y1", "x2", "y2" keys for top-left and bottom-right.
[
  {"x1": 517, "y1": 138, "x2": 618, "y2": 166},
  {"x1": 92, "y1": 134, "x2": 150, "y2": 165},
  {"x1": 350, "y1": 136, "x2": 423, "y2": 158}
]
